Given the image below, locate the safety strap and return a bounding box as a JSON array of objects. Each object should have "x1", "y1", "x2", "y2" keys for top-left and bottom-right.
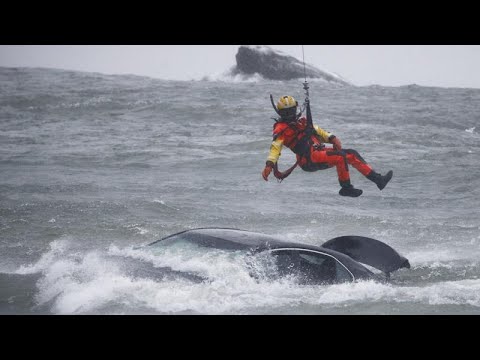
[{"x1": 273, "y1": 160, "x2": 299, "y2": 182}]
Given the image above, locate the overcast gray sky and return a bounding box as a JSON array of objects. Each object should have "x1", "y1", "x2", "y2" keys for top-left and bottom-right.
[{"x1": 1, "y1": 45, "x2": 480, "y2": 88}]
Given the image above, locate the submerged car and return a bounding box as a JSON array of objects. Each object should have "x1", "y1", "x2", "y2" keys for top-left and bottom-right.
[{"x1": 146, "y1": 228, "x2": 410, "y2": 285}]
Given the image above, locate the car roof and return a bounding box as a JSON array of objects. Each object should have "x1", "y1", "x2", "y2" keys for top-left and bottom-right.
[{"x1": 153, "y1": 228, "x2": 359, "y2": 260}]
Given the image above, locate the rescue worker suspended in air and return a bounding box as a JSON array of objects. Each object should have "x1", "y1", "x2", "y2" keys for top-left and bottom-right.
[{"x1": 262, "y1": 95, "x2": 393, "y2": 197}]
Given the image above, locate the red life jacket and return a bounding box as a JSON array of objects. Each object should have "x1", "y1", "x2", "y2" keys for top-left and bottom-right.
[{"x1": 273, "y1": 117, "x2": 322, "y2": 157}]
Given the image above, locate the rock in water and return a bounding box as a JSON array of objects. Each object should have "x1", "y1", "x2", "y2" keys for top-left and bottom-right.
[{"x1": 232, "y1": 45, "x2": 352, "y2": 84}]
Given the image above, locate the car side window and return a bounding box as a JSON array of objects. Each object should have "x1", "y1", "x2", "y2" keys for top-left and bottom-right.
[
  {"x1": 334, "y1": 260, "x2": 354, "y2": 283},
  {"x1": 270, "y1": 249, "x2": 354, "y2": 284}
]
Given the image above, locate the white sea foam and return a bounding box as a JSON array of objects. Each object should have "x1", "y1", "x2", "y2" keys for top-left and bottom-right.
[
  {"x1": 15, "y1": 239, "x2": 71, "y2": 275},
  {"x1": 202, "y1": 69, "x2": 266, "y2": 83},
  {"x1": 15, "y1": 240, "x2": 480, "y2": 314}
]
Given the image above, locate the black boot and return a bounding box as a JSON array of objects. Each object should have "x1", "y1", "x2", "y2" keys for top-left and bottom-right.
[
  {"x1": 339, "y1": 184, "x2": 363, "y2": 197},
  {"x1": 367, "y1": 170, "x2": 393, "y2": 190}
]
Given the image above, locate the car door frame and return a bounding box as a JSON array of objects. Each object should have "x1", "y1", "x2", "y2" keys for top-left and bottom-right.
[{"x1": 267, "y1": 248, "x2": 356, "y2": 282}]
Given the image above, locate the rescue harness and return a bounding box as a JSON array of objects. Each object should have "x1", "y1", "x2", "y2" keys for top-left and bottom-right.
[{"x1": 269, "y1": 80, "x2": 325, "y2": 181}]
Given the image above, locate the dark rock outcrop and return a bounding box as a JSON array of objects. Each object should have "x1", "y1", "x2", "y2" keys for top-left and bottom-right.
[{"x1": 232, "y1": 45, "x2": 351, "y2": 85}]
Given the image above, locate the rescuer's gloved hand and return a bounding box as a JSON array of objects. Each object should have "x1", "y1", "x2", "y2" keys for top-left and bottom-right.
[
  {"x1": 330, "y1": 136, "x2": 342, "y2": 151},
  {"x1": 262, "y1": 161, "x2": 275, "y2": 181}
]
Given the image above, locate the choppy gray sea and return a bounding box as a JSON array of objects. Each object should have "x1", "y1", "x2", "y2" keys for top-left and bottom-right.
[{"x1": 1, "y1": 67, "x2": 479, "y2": 314}]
